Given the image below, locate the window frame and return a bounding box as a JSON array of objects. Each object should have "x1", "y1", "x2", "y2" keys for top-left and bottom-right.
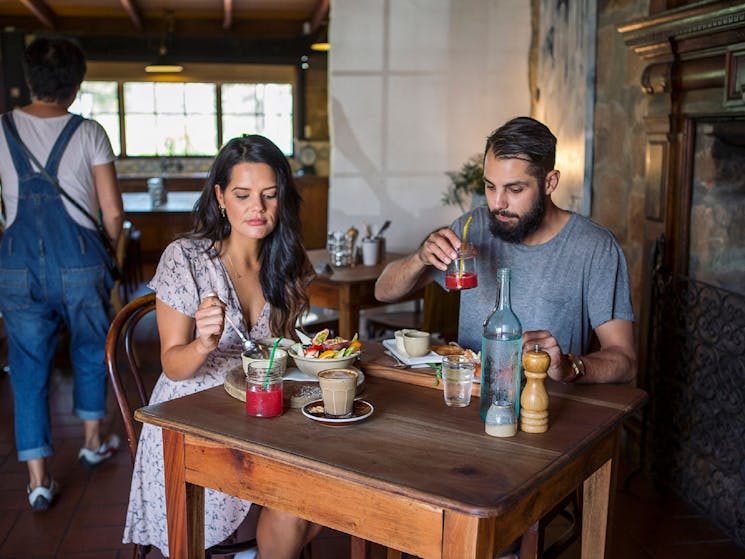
[{"x1": 78, "y1": 62, "x2": 299, "y2": 158}]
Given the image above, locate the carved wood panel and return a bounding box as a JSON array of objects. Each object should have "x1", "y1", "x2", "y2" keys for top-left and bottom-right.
[
  {"x1": 620, "y1": 2, "x2": 745, "y2": 548},
  {"x1": 725, "y1": 42, "x2": 745, "y2": 107}
]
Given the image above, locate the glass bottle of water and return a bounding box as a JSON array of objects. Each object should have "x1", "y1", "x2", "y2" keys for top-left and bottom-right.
[{"x1": 480, "y1": 268, "x2": 523, "y2": 421}]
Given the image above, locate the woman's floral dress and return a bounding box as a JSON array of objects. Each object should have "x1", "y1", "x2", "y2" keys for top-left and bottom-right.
[{"x1": 123, "y1": 238, "x2": 271, "y2": 556}]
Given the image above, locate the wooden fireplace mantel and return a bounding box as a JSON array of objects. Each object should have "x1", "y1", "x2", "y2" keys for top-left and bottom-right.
[
  {"x1": 617, "y1": 0, "x2": 745, "y2": 276},
  {"x1": 618, "y1": 5, "x2": 745, "y2": 549},
  {"x1": 618, "y1": 1, "x2": 745, "y2": 60},
  {"x1": 616, "y1": 0, "x2": 745, "y2": 455},
  {"x1": 618, "y1": 1, "x2": 745, "y2": 101}
]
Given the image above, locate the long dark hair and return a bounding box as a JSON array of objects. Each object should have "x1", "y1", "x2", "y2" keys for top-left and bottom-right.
[{"x1": 191, "y1": 135, "x2": 312, "y2": 339}]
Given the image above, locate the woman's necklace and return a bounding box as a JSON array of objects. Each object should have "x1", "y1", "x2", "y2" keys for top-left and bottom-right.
[{"x1": 225, "y1": 253, "x2": 243, "y2": 279}]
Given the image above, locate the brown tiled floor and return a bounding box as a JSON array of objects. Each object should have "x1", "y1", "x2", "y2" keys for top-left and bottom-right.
[{"x1": 0, "y1": 308, "x2": 743, "y2": 559}]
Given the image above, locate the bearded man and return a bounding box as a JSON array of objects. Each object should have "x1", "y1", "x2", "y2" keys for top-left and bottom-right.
[{"x1": 375, "y1": 116, "x2": 636, "y2": 384}]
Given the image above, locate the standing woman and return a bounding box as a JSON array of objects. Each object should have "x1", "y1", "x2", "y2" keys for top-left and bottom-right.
[
  {"x1": 124, "y1": 135, "x2": 320, "y2": 557},
  {"x1": 0, "y1": 36, "x2": 124, "y2": 511}
]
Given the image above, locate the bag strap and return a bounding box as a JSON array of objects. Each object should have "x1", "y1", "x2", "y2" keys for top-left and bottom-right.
[{"x1": 1, "y1": 113, "x2": 100, "y2": 233}]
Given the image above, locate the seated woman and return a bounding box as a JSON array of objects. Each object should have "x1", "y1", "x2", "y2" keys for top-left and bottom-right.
[{"x1": 123, "y1": 135, "x2": 320, "y2": 557}]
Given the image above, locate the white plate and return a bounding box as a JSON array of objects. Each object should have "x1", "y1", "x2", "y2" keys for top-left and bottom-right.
[
  {"x1": 283, "y1": 366, "x2": 365, "y2": 387},
  {"x1": 382, "y1": 339, "x2": 441, "y2": 367}
]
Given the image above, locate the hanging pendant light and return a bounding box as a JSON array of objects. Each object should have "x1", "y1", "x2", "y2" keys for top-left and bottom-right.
[{"x1": 145, "y1": 11, "x2": 184, "y2": 73}]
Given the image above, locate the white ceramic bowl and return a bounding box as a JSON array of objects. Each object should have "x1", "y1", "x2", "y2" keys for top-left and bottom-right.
[
  {"x1": 242, "y1": 348, "x2": 288, "y2": 374},
  {"x1": 288, "y1": 342, "x2": 360, "y2": 378},
  {"x1": 256, "y1": 337, "x2": 296, "y2": 351}
]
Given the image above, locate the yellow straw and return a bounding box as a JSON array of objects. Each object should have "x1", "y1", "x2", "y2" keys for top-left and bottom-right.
[
  {"x1": 460, "y1": 216, "x2": 473, "y2": 278},
  {"x1": 463, "y1": 216, "x2": 473, "y2": 244}
]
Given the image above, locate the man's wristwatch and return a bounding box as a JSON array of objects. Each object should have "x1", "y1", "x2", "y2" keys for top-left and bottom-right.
[{"x1": 564, "y1": 353, "x2": 586, "y2": 383}]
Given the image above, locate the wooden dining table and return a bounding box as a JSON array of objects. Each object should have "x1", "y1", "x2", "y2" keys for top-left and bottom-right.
[
  {"x1": 134, "y1": 342, "x2": 647, "y2": 559},
  {"x1": 306, "y1": 248, "x2": 422, "y2": 339}
]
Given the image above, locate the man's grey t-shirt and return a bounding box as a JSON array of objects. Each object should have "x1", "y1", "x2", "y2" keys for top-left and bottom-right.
[{"x1": 432, "y1": 207, "x2": 634, "y2": 353}]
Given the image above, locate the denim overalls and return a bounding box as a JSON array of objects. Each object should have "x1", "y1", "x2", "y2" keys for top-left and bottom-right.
[{"x1": 0, "y1": 112, "x2": 113, "y2": 462}]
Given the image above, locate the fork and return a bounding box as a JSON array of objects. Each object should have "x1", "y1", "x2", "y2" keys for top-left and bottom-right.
[{"x1": 384, "y1": 350, "x2": 408, "y2": 368}]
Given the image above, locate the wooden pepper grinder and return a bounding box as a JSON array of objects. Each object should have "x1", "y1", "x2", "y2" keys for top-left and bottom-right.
[
  {"x1": 346, "y1": 226, "x2": 359, "y2": 264},
  {"x1": 520, "y1": 344, "x2": 550, "y2": 433}
]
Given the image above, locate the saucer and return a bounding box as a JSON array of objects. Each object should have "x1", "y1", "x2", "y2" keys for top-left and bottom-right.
[
  {"x1": 301, "y1": 399, "x2": 374, "y2": 426},
  {"x1": 382, "y1": 339, "x2": 440, "y2": 367}
]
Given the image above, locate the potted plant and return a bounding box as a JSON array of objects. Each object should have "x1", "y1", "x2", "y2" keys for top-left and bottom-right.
[{"x1": 442, "y1": 154, "x2": 485, "y2": 212}]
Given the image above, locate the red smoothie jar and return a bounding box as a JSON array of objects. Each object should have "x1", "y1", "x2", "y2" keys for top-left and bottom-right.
[
  {"x1": 245, "y1": 362, "x2": 284, "y2": 417},
  {"x1": 445, "y1": 243, "x2": 478, "y2": 290}
]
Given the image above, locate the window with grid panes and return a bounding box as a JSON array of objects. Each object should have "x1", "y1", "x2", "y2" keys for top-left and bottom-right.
[{"x1": 70, "y1": 80, "x2": 294, "y2": 157}]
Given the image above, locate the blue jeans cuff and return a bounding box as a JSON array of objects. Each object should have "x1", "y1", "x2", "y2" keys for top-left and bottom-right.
[
  {"x1": 75, "y1": 408, "x2": 106, "y2": 421},
  {"x1": 18, "y1": 445, "x2": 54, "y2": 462}
]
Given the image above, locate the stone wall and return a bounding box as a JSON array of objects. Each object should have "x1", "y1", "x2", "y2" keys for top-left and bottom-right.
[{"x1": 592, "y1": 0, "x2": 650, "y2": 327}]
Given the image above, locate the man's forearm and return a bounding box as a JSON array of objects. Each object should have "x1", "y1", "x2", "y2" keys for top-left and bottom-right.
[
  {"x1": 375, "y1": 252, "x2": 430, "y2": 302},
  {"x1": 571, "y1": 346, "x2": 637, "y2": 384}
]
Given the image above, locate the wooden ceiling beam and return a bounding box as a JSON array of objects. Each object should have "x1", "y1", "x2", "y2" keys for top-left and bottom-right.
[
  {"x1": 19, "y1": 0, "x2": 56, "y2": 29},
  {"x1": 307, "y1": 0, "x2": 329, "y2": 36},
  {"x1": 119, "y1": 0, "x2": 143, "y2": 31},
  {"x1": 222, "y1": 0, "x2": 232, "y2": 30}
]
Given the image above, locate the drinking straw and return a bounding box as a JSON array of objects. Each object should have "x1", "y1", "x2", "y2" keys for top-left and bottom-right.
[
  {"x1": 459, "y1": 216, "x2": 473, "y2": 278},
  {"x1": 263, "y1": 336, "x2": 284, "y2": 390},
  {"x1": 462, "y1": 215, "x2": 473, "y2": 243}
]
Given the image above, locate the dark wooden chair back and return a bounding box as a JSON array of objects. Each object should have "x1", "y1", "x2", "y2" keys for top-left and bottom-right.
[
  {"x1": 105, "y1": 291, "x2": 156, "y2": 465},
  {"x1": 104, "y1": 291, "x2": 259, "y2": 558}
]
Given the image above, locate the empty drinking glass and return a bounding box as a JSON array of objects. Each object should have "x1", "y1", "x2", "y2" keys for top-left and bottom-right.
[{"x1": 441, "y1": 354, "x2": 475, "y2": 407}]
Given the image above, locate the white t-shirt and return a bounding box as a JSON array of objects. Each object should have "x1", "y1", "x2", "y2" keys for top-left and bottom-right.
[{"x1": 0, "y1": 108, "x2": 115, "y2": 229}]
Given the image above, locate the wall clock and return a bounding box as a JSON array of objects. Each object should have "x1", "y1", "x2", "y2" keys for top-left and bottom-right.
[{"x1": 298, "y1": 144, "x2": 317, "y2": 175}]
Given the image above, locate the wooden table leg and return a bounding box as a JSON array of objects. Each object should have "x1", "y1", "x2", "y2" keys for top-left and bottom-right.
[
  {"x1": 338, "y1": 285, "x2": 360, "y2": 339},
  {"x1": 162, "y1": 429, "x2": 205, "y2": 558},
  {"x1": 444, "y1": 510, "x2": 497, "y2": 559},
  {"x1": 581, "y1": 457, "x2": 612, "y2": 559},
  {"x1": 350, "y1": 535, "x2": 370, "y2": 559}
]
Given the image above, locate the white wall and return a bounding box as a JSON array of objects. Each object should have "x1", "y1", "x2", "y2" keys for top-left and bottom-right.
[{"x1": 328, "y1": 0, "x2": 531, "y2": 252}]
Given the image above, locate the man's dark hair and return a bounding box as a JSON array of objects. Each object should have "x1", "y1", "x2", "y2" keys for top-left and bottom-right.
[
  {"x1": 484, "y1": 117, "x2": 557, "y2": 181},
  {"x1": 23, "y1": 36, "x2": 87, "y2": 102}
]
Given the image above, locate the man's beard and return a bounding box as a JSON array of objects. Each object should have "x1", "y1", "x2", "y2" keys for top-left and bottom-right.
[{"x1": 488, "y1": 193, "x2": 545, "y2": 243}]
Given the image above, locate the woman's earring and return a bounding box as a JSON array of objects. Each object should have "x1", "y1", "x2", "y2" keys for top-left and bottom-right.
[{"x1": 220, "y1": 206, "x2": 227, "y2": 219}]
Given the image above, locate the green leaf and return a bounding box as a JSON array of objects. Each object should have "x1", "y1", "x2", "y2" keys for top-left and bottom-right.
[
  {"x1": 442, "y1": 154, "x2": 485, "y2": 207},
  {"x1": 428, "y1": 362, "x2": 442, "y2": 386}
]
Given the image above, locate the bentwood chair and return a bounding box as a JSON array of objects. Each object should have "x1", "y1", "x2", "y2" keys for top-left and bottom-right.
[
  {"x1": 104, "y1": 292, "x2": 258, "y2": 559},
  {"x1": 110, "y1": 220, "x2": 132, "y2": 313},
  {"x1": 519, "y1": 490, "x2": 581, "y2": 559}
]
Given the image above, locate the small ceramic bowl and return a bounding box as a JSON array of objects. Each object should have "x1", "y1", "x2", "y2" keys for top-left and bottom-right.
[
  {"x1": 403, "y1": 330, "x2": 431, "y2": 357},
  {"x1": 394, "y1": 329, "x2": 418, "y2": 356},
  {"x1": 256, "y1": 337, "x2": 296, "y2": 351},
  {"x1": 242, "y1": 348, "x2": 288, "y2": 375}
]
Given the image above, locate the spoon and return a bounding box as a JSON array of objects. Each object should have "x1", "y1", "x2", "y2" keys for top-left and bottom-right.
[
  {"x1": 224, "y1": 313, "x2": 258, "y2": 354},
  {"x1": 384, "y1": 350, "x2": 408, "y2": 368},
  {"x1": 374, "y1": 219, "x2": 391, "y2": 238}
]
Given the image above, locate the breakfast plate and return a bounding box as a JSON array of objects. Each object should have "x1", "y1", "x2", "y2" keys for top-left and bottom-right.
[
  {"x1": 301, "y1": 399, "x2": 374, "y2": 426},
  {"x1": 223, "y1": 366, "x2": 364, "y2": 403},
  {"x1": 382, "y1": 339, "x2": 440, "y2": 367}
]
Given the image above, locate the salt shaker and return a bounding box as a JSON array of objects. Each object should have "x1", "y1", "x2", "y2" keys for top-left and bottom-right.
[
  {"x1": 520, "y1": 344, "x2": 550, "y2": 433},
  {"x1": 484, "y1": 399, "x2": 517, "y2": 437}
]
